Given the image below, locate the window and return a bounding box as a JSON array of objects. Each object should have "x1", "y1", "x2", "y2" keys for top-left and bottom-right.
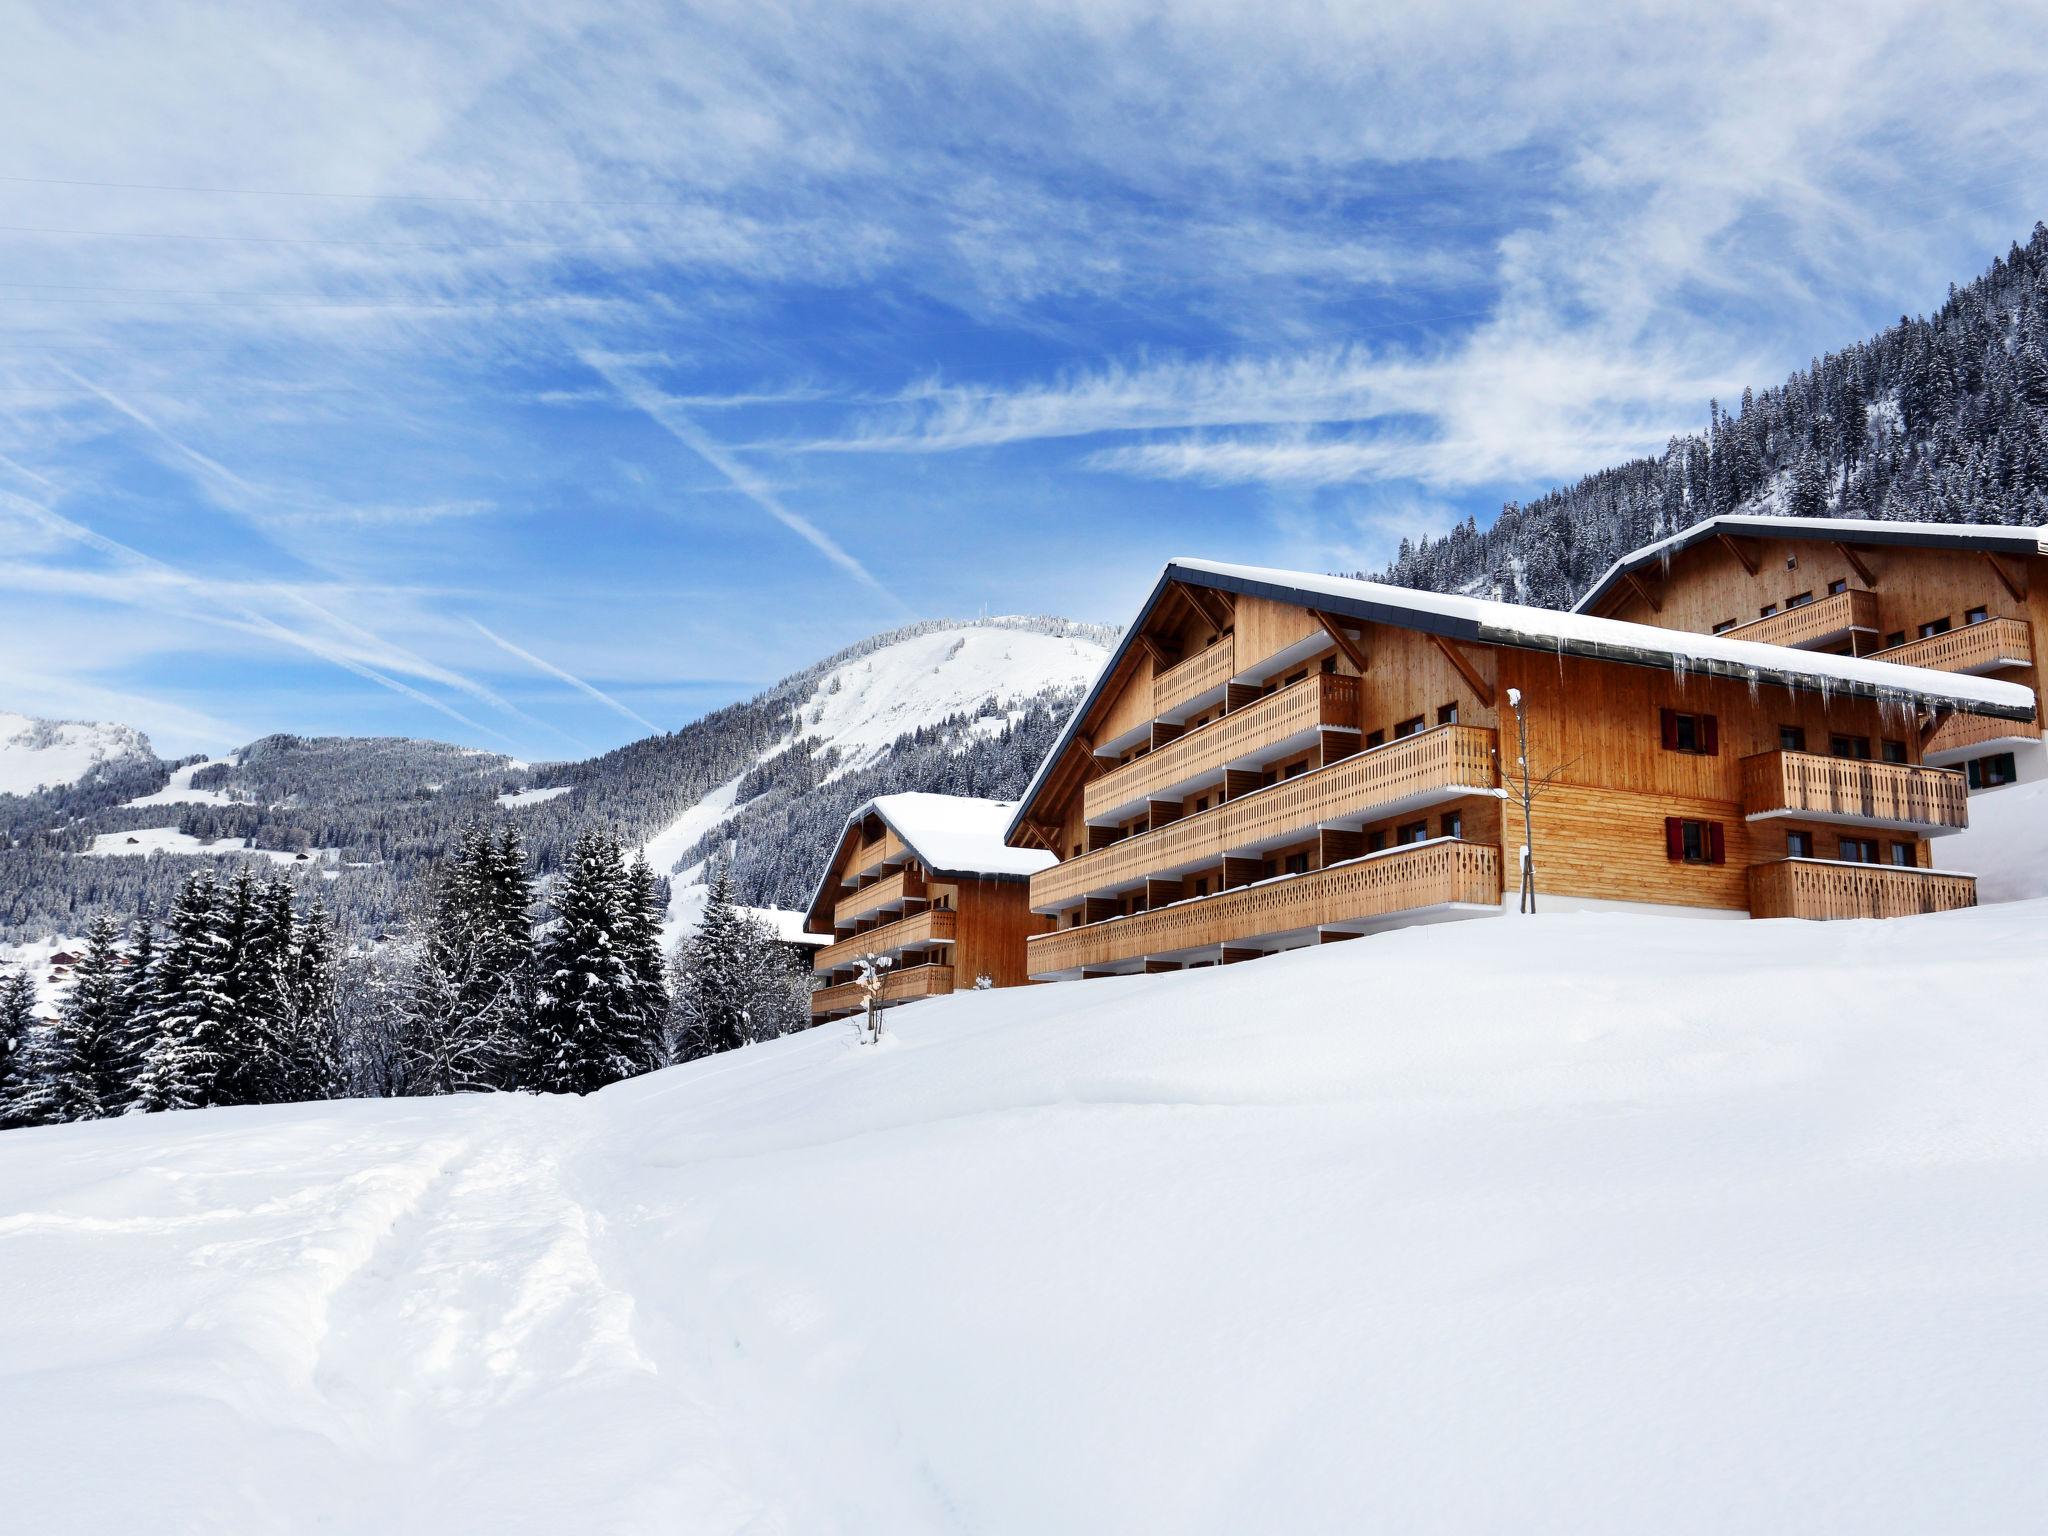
[
  {"x1": 1194, "y1": 796, "x2": 1210, "y2": 814},
  {"x1": 1283, "y1": 852, "x2": 1310, "y2": 876},
  {"x1": 1071, "y1": 843, "x2": 1082, "y2": 858},
  {"x1": 1664, "y1": 818, "x2": 1726, "y2": 865},
  {"x1": 1885, "y1": 631, "x2": 1906, "y2": 649},
  {"x1": 1779, "y1": 724, "x2": 1808, "y2": 752},
  {"x1": 1261, "y1": 858, "x2": 1277, "y2": 878},
  {"x1": 1398, "y1": 820, "x2": 1429, "y2": 845},
  {"x1": 1881, "y1": 739, "x2": 1909, "y2": 764},
  {"x1": 1395, "y1": 716, "x2": 1426, "y2": 738},
  {"x1": 1365, "y1": 729, "x2": 1386, "y2": 749},
  {"x1": 1786, "y1": 591, "x2": 1814, "y2": 609},
  {"x1": 1364, "y1": 830, "x2": 1387, "y2": 853},
  {"x1": 1440, "y1": 811, "x2": 1463, "y2": 839},
  {"x1": 1828, "y1": 579, "x2": 1848, "y2": 596},
  {"x1": 1284, "y1": 668, "x2": 1309, "y2": 687},
  {"x1": 1320, "y1": 656, "x2": 1338, "y2": 675},
  {"x1": 1919, "y1": 617, "x2": 1951, "y2": 638},
  {"x1": 1191, "y1": 877, "x2": 1210, "y2": 897},
  {"x1": 1838, "y1": 838, "x2": 1880, "y2": 863},
  {"x1": 1966, "y1": 606, "x2": 1989, "y2": 625},
  {"x1": 1437, "y1": 702, "x2": 1459, "y2": 726},
  {"x1": 1967, "y1": 752, "x2": 2018, "y2": 789},
  {"x1": 1830, "y1": 734, "x2": 1871, "y2": 760},
  {"x1": 1759, "y1": 603, "x2": 1779, "y2": 618},
  {"x1": 1283, "y1": 760, "x2": 1307, "y2": 780},
  {"x1": 1889, "y1": 842, "x2": 1916, "y2": 867},
  {"x1": 1786, "y1": 830, "x2": 1814, "y2": 858},
  {"x1": 1660, "y1": 709, "x2": 1719, "y2": 755},
  {"x1": 1711, "y1": 618, "x2": 1738, "y2": 635},
  {"x1": 1130, "y1": 818, "x2": 1148, "y2": 836}
]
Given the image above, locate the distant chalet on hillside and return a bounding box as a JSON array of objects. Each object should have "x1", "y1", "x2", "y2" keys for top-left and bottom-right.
[
  {"x1": 999, "y1": 558, "x2": 2032, "y2": 981},
  {"x1": 804, "y1": 793, "x2": 1054, "y2": 1023},
  {"x1": 1575, "y1": 515, "x2": 2048, "y2": 793}
]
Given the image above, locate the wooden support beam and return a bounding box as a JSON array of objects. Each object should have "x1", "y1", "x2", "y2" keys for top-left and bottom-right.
[
  {"x1": 1177, "y1": 581, "x2": 1233, "y2": 633},
  {"x1": 1716, "y1": 532, "x2": 1760, "y2": 577},
  {"x1": 1834, "y1": 541, "x2": 1878, "y2": 587},
  {"x1": 1427, "y1": 633, "x2": 1498, "y2": 709},
  {"x1": 1986, "y1": 553, "x2": 2027, "y2": 603},
  {"x1": 1134, "y1": 632, "x2": 1169, "y2": 668},
  {"x1": 1918, "y1": 710, "x2": 1951, "y2": 752},
  {"x1": 1309, "y1": 609, "x2": 1370, "y2": 673},
  {"x1": 1622, "y1": 570, "x2": 1664, "y2": 614}
]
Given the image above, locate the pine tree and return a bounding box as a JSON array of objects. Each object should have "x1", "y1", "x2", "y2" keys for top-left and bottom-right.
[
  {"x1": 397, "y1": 825, "x2": 531, "y2": 1093},
  {"x1": 674, "y1": 860, "x2": 754, "y2": 1061},
  {"x1": 136, "y1": 869, "x2": 235, "y2": 1112},
  {"x1": 108, "y1": 917, "x2": 157, "y2": 1114},
  {"x1": 7, "y1": 917, "x2": 124, "y2": 1125},
  {"x1": 530, "y1": 830, "x2": 664, "y2": 1094},
  {"x1": 279, "y1": 901, "x2": 344, "y2": 1101},
  {"x1": 0, "y1": 967, "x2": 40, "y2": 1129}
]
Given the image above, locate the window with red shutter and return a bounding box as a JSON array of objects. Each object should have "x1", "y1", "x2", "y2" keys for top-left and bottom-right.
[
  {"x1": 1660, "y1": 709, "x2": 1679, "y2": 750},
  {"x1": 1665, "y1": 817, "x2": 1685, "y2": 860},
  {"x1": 1708, "y1": 822, "x2": 1726, "y2": 864},
  {"x1": 1702, "y1": 714, "x2": 1720, "y2": 755}
]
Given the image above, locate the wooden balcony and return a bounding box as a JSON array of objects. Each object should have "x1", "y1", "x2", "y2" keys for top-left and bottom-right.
[
  {"x1": 1028, "y1": 838, "x2": 1501, "y2": 975},
  {"x1": 834, "y1": 866, "x2": 928, "y2": 929},
  {"x1": 1748, "y1": 859, "x2": 1976, "y2": 921},
  {"x1": 1151, "y1": 638, "x2": 1237, "y2": 717},
  {"x1": 810, "y1": 962, "x2": 955, "y2": 1018},
  {"x1": 1740, "y1": 750, "x2": 1968, "y2": 834},
  {"x1": 815, "y1": 906, "x2": 956, "y2": 974},
  {"x1": 845, "y1": 826, "x2": 911, "y2": 879},
  {"x1": 1871, "y1": 617, "x2": 2034, "y2": 676},
  {"x1": 1033, "y1": 724, "x2": 1499, "y2": 910},
  {"x1": 1084, "y1": 673, "x2": 1360, "y2": 823},
  {"x1": 1722, "y1": 588, "x2": 1879, "y2": 650},
  {"x1": 1923, "y1": 707, "x2": 2043, "y2": 764}
]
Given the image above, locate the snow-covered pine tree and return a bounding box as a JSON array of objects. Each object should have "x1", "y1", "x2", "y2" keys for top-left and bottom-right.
[
  {"x1": 6, "y1": 915, "x2": 126, "y2": 1125},
  {"x1": 279, "y1": 900, "x2": 344, "y2": 1101},
  {"x1": 530, "y1": 830, "x2": 663, "y2": 1094},
  {"x1": 397, "y1": 825, "x2": 531, "y2": 1093},
  {"x1": 136, "y1": 869, "x2": 236, "y2": 1112},
  {"x1": 108, "y1": 917, "x2": 157, "y2": 1114},
  {"x1": 673, "y1": 859, "x2": 753, "y2": 1062},
  {"x1": 0, "y1": 966, "x2": 40, "y2": 1128}
]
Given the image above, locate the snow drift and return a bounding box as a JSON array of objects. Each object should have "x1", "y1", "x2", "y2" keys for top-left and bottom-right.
[{"x1": 3, "y1": 902, "x2": 2045, "y2": 1533}]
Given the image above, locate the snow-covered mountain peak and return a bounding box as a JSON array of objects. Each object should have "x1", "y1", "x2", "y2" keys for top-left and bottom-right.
[{"x1": 0, "y1": 711, "x2": 157, "y2": 797}]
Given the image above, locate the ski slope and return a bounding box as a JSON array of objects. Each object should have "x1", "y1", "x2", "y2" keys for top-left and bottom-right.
[
  {"x1": 121, "y1": 755, "x2": 240, "y2": 808},
  {"x1": 0, "y1": 710, "x2": 155, "y2": 796},
  {"x1": 4, "y1": 901, "x2": 2046, "y2": 1533}
]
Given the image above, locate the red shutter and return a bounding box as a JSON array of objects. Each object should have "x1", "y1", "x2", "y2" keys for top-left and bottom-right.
[
  {"x1": 1708, "y1": 822, "x2": 1727, "y2": 865},
  {"x1": 1702, "y1": 714, "x2": 1720, "y2": 755},
  {"x1": 1660, "y1": 708, "x2": 1679, "y2": 750},
  {"x1": 1665, "y1": 817, "x2": 1684, "y2": 860}
]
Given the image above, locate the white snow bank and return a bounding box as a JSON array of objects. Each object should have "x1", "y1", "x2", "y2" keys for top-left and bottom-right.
[
  {"x1": 495, "y1": 785, "x2": 574, "y2": 807},
  {"x1": 0, "y1": 710, "x2": 155, "y2": 796},
  {"x1": 867, "y1": 791, "x2": 1055, "y2": 878},
  {"x1": 81, "y1": 827, "x2": 319, "y2": 864},
  {"x1": 4, "y1": 901, "x2": 2047, "y2": 1532},
  {"x1": 1942, "y1": 775, "x2": 2048, "y2": 903}
]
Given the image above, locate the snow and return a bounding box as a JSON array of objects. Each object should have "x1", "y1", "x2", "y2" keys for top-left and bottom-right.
[
  {"x1": 0, "y1": 934, "x2": 82, "y2": 1016},
  {"x1": 0, "y1": 710, "x2": 155, "y2": 796},
  {"x1": 1942, "y1": 776, "x2": 2048, "y2": 903},
  {"x1": 865, "y1": 792, "x2": 1056, "y2": 878},
  {"x1": 4, "y1": 901, "x2": 2047, "y2": 1531},
  {"x1": 496, "y1": 785, "x2": 574, "y2": 808},
  {"x1": 80, "y1": 827, "x2": 322, "y2": 864},
  {"x1": 122, "y1": 755, "x2": 240, "y2": 808}
]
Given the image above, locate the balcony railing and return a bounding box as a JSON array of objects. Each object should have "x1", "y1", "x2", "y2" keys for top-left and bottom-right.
[
  {"x1": 844, "y1": 827, "x2": 911, "y2": 879},
  {"x1": 1870, "y1": 617, "x2": 2034, "y2": 676},
  {"x1": 1032, "y1": 724, "x2": 1499, "y2": 910},
  {"x1": 834, "y1": 866, "x2": 928, "y2": 929},
  {"x1": 1748, "y1": 858, "x2": 1976, "y2": 920},
  {"x1": 1027, "y1": 838, "x2": 1500, "y2": 975},
  {"x1": 1924, "y1": 707, "x2": 2043, "y2": 763},
  {"x1": 814, "y1": 906, "x2": 956, "y2": 974},
  {"x1": 1740, "y1": 750, "x2": 1968, "y2": 833},
  {"x1": 1722, "y1": 588, "x2": 1880, "y2": 650},
  {"x1": 810, "y1": 962, "x2": 955, "y2": 1018},
  {"x1": 1084, "y1": 673, "x2": 1360, "y2": 823},
  {"x1": 1151, "y1": 638, "x2": 1237, "y2": 717}
]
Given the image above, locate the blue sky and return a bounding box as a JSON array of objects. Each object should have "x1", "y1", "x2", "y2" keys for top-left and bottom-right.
[{"x1": 3, "y1": 1, "x2": 2046, "y2": 761}]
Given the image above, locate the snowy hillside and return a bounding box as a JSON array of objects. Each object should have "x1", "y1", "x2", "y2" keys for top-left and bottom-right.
[
  {"x1": 4, "y1": 901, "x2": 2047, "y2": 1533},
  {"x1": 0, "y1": 711, "x2": 156, "y2": 796}
]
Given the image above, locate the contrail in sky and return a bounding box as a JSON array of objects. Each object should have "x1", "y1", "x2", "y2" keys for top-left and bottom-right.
[{"x1": 467, "y1": 618, "x2": 660, "y2": 733}]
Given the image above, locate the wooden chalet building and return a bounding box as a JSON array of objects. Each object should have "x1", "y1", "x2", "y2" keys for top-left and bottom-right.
[
  {"x1": 1575, "y1": 516, "x2": 2048, "y2": 792},
  {"x1": 1000, "y1": 559, "x2": 2034, "y2": 980},
  {"x1": 804, "y1": 793, "x2": 1055, "y2": 1022}
]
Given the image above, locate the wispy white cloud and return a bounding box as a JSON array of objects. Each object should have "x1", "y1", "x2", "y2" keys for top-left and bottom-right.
[{"x1": 465, "y1": 618, "x2": 658, "y2": 734}]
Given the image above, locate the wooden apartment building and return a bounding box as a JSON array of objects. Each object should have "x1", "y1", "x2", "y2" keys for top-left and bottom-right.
[
  {"x1": 804, "y1": 793, "x2": 1054, "y2": 1021},
  {"x1": 1576, "y1": 516, "x2": 2048, "y2": 792},
  {"x1": 999, "y1": 559, "x2": 2033, "y2": 981}
]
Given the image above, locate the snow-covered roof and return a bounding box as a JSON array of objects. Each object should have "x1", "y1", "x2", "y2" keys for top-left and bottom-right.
[
  {"x1": 1573, "y1": 515, "x2": 2048, "y2": 616},
  {"x1": 1006, "y1": 557, "x2": 2038, "y2": 844},
  {"x1": 807, "y1": 793, "x2": 1057, "y2": 926}
]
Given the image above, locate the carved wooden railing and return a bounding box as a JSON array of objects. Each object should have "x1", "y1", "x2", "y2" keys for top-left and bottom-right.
[
  {"x1": 1748, "y1": 859, "x2": 1975, "y2": 920},
  {"x1": 1084, "y1": 673, "x2": 1360, "y2": 821},
  {"x1": 1870, "y1": 617, "x2": 2034, "y2": 675},
  {"x1": 844, "y1": 827, "x2": 911, "y2": 880},
  {"x1": 834, "y1": 867, "x2": 929, "y2": 929},
  {"x1": 1034, "y1": 724, "x2": 1499, "y2": 909},
  {"x1": 1924, "y1": 708, "x2": 2043, "y2": 760},
  {"x1": 811, "y1": 962, "x2": 956, "y2": 1017},
  {"x1": 815, "y1": 907, "x2": 956, "y2": 974},
  {"x1": 1028, "y1": 838, "x2": 1500, "y2": 974},
  {"x1": 1151, "y1": 638, "x2": 1237, "y2": 716},
  {"x1": 1740, "y1": 750, "x2": 1968, "y2": 831},
  {"x1": 1722, "y1": 588, "x2": 1879, "y2": 649}
]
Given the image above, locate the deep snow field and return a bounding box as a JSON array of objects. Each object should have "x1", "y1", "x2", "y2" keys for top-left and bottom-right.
[{"x1": 4, "y1": 901, "x2": 2047, "y2": 1533}]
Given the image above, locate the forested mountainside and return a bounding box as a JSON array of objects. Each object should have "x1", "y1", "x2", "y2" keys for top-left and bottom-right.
[
  {"x1": 0, "y1": 617, "x2": 1113, "y2": 942},
  {"x1": 1374, "y1": 222, "x2": 2048, "y2": 606}
]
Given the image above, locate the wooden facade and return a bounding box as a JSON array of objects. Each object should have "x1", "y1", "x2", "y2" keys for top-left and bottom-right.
[
  {"x1": 1003, "y1": 560, "x2": 2027, "y2": 979},
  {"x1": 1576, "y1": 517, "x2": 2048, "y2": 783},
  {"x1": 803, "y1": 796, "x2": 1054, "y2": 1022}
]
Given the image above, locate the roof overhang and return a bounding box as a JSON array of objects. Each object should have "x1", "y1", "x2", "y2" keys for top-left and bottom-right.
[{"x1": 804, "y1": 796, "x2": 1043, "y2": 931}]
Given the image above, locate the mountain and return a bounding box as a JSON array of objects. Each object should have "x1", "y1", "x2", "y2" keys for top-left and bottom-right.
[
  {"x1": 0, "y1": 616, "x2": 1113, "y2": 943},
  {"x1": 0, "y1": 712, "x2": 157, "y2": 798},
  {"x1": 4, "y1": 895, "x2": 2043, "y2": 1530},
  {"x1": 1373, "y1": 221, "x2": 2048, "y2": 605}
]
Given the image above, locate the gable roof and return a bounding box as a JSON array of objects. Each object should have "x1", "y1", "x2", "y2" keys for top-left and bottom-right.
[
  {"x1": 806, "y1": 792, "x2": 1056, "y2": 928},
  {"x1": 1573, "y1": 514, "x2": 2048, "y2": 616},
  {"x1": 1004, "y1": 557, "x2": 2038, "y2": 845}
]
